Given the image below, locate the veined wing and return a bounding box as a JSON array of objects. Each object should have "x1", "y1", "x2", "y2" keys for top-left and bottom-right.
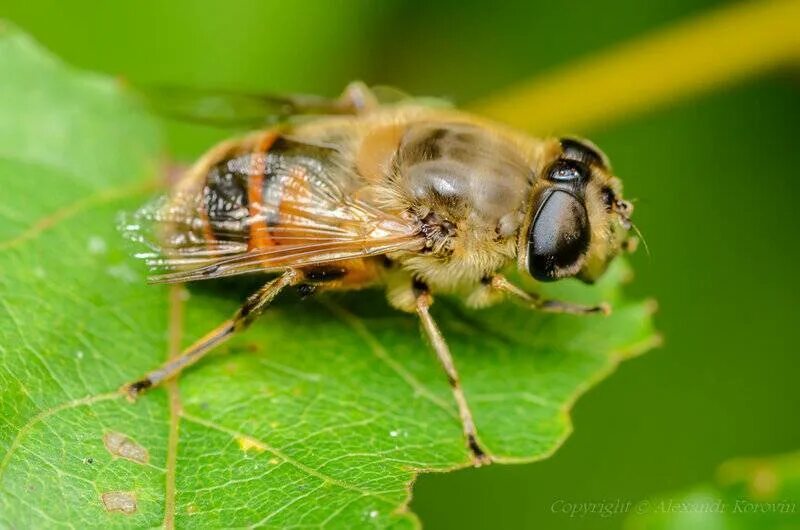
[
  {"x1": 121, "y1": 139, "x2": 424, "y2": 283},
  {"x1": 136, "y1": 82, "x2": 447, "y2": 128},
  {"x1": 139, "y1": 85, "x2": 354, "y2": 127}
]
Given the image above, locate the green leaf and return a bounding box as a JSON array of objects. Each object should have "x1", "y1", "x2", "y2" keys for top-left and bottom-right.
[
  {"x1": 0, "y1": 23, "x2": 658, "y2": 528},
  {"x1": 624, "y1": 452, "x2": 800, "y2": 530}
]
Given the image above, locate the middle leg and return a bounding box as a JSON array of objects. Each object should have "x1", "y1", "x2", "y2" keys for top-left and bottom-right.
[{"x1": 414, "y1": 281, "x2": 491, "y2": 466}]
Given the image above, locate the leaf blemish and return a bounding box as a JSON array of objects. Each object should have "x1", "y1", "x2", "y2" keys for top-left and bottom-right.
[
  {"x1": 236, "y1": 435, "x2": 266, "y2": 454},
  {"x1": 103, "y1": 431, "x2": 149, "y2": 464},
  {"x1": 101, "y1": 491, "x2": 137, "y2": 515}
]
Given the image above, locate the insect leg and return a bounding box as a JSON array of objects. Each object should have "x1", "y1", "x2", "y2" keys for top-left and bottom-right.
[
  {"x1": 414, "y1": 282, "x2": 491, "y2": 466},
  {"x1": 489, "y1": 274, "x2": 610, "y2": 315},
  {"x1": 122, "y1": 270, "x2": 297, "y2": 399}
]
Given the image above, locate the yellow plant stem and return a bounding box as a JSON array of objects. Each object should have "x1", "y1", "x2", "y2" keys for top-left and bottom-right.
[{"x1": 472, "y1": 0, "x2": 800, "y2": 134}]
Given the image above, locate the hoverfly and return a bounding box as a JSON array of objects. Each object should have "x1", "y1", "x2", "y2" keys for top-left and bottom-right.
[{"x1": 121, "y1": 82, "x2": 636, "y2": 465}]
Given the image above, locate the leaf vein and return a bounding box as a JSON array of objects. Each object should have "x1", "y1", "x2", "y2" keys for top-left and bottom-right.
[
  {"x1": 180, "y1": 412, "x2": 396, "y2": 503},
  {"x1": 320, "y1": 300, "x2": 456, "y2": 418},
  {"x1": 163, "y1": 285, "x2": 185, "y2": 530},
  {"x1": 0, "y1": 391, "x2": 120, "y2": 479},
  {"x1": 0, "y1": 180, "x2": 156, "y2": 252}
]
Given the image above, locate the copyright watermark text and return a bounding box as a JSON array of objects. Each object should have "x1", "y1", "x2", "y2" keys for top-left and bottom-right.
[{"x1": 550, "y1": 497, "x2": 797, "y2": 518}]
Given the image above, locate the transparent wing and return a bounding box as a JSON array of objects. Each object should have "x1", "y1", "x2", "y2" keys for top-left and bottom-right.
[
  {"x1": 138, "y1": 85, "x2": 355, "y2": 127},
  {"x1": 136, "y1": 83, "x2": 448, "y2": 128},
  {"x1": 120, "y1": 140, "x2": 424, "y2": 283},
  {"x1": 139, "y1": 236, "x2": 422, "y2": 284}
]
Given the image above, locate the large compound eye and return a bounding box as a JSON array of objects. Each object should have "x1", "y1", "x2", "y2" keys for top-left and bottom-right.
[
  {"x1": 527, "y1": 190, "x2": 590, "y2": 281},
  {"x1": 546, "y1": 159, "x2": 590, "y2": 185}
]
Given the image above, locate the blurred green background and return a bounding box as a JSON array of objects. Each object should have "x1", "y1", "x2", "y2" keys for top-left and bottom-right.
[{"x1": 3, "y1": 0, "x2": 798, "y2": 528}]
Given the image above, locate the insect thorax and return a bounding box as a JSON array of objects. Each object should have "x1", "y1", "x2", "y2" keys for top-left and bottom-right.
[
  {"x1": 389, "y1": 122, "x2": 533, "y2": 288},
  {"x1": 396, "y1": 122, "x2": 531, "y2": 235}
]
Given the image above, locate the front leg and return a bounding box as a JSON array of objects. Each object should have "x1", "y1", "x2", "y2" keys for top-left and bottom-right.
[{"x1": 488, "y1": 274, "x2": 610, "y2": 315}]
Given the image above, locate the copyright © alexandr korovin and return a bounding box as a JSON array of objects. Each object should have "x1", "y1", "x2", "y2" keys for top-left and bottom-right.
[{"x1": 550, "y1": 498, "x2": 798, "y2": 518}]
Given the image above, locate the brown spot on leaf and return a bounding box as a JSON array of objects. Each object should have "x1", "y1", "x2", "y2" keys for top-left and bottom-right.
[
  {"x1": 101, "y1": 491, "x2": 137, "y2": 514},
  {"x1": 103, "y1": 431, "x2": 149, "y2": 464}
]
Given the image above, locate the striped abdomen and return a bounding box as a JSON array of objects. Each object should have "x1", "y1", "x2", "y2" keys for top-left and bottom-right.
[
  {"x1": 196, "y1": 131, "x2": 345, "y2": 252},
  {"x1": 180, "y1": 129, "x2": 383, "y2": 287}
]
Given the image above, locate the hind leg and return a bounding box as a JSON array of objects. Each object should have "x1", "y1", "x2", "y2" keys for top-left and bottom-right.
[{"x1": 122, "y1": 270, "x2": 297, "y2": 399}]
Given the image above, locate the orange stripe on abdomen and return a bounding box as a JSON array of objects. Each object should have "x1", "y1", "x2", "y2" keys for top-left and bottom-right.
[{"x1": 247, "y1": 131, "x2": 280, "y2": 251}]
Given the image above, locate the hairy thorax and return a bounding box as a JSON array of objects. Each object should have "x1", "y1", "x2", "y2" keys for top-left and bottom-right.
[{"x1": 390, "y1": 122, "x2": 532, "y2": 291}]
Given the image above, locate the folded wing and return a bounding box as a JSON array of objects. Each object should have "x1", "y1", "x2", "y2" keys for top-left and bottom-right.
[{"x1": 121, "y1": 139, "x2": 423, "y2": 284}]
